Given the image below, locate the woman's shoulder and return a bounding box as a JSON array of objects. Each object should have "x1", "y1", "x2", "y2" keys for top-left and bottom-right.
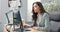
[{"x1": 43, "y1": 13, "x2": 49, "y2": 17}]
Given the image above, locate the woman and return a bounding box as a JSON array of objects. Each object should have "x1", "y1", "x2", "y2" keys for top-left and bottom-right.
[{"x1": 32, "y1": 2, "x2": 50, "y2": 32}]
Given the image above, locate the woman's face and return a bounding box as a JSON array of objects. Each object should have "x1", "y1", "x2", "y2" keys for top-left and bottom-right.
[{"x1": 33, "y1": 3, "x2": 40, "y2": 13}]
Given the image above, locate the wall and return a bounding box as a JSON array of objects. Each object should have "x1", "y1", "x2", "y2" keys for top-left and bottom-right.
[{"x1": 0, "y1": 0, "x2": 3, "y2": 32}]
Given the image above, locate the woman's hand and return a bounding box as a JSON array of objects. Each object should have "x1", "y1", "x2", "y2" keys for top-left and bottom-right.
[
  {"x1": 32, "y1": 26, "x2": 38, "y2": 30},
  {"x1": 32, "y1": 27, "x2": 44, "y2": 32},
  {"x1": 24, "y1": 24, "x2": 31, "y2": 28}
]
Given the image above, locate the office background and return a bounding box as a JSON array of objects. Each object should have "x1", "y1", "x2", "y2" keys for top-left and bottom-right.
[{"x1": 0, "y1": 0, "x2": 60, "y2": 32}]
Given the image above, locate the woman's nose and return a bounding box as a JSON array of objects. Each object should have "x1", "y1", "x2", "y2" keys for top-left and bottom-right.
[{"x1": 34, "y1": 8, "x2": 37, "y2": 10}]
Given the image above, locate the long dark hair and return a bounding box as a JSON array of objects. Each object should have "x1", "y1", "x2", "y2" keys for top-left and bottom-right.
[{"x1": 32, "y1": 2, "x2": 46, "y2": 26}]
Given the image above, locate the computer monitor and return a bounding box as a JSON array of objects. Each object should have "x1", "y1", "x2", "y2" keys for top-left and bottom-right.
[
  {"x1": 13, "y1": 11, "x2": 22, "y2": 25},
  {"x1": 6, "y1": 10, "x2": 23, "y2": 31},
  {"x1": 5, "y1": 10, "x2": 22, "y2": 25}
]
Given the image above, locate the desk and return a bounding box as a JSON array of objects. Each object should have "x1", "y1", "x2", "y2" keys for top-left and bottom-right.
[{"x1": 4, "y1": 24, "x2": 46, "y2": 32}]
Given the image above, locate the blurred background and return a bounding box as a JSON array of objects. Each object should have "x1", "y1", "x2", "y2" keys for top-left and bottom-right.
[{"x1": 0, "y1": 0, "x2": 60, "y2": 32}]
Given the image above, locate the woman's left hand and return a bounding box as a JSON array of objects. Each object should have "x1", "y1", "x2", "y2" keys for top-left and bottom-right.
[
  {"x1": 24, "y1": 24, "x2": 31, "y2": 28},
  {"x1": 32, "y1": 26, "x2": 38, "y2": 30}
]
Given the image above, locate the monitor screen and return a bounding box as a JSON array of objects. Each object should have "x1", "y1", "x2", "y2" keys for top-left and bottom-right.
[
  {"x1": 6, "y1": 10, "x2": 22, "y2": 25},
  {"x1": 13, "y1": 11, "x2": 22, "y2": 25}
]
